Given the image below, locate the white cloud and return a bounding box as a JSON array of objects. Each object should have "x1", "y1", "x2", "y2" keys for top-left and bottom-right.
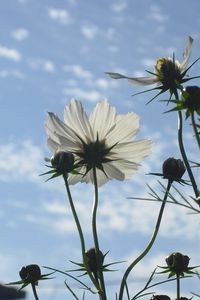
[
  {"x1": 63, "y1": 87, "x2": 103, "y2": 102},
  {"x1": 111, "y1": 1, "x2": 127, "y2": 12},
  {"x1": 11, "y1": 28, "x2": 29, "y2": 41},
  {"x1": 0, "y1": 69, "x2": 24, "y2": 79},
  {"x1": 149, "y1": 5, "x2": 169, "y2": 23},
  {"x1": 63, "y1": 64, "x2": 93, "y2": 79},
  {"x1": 48, "y1": 8, "x2": 72, "y2": 24},
  {"x1": 0, "y1": 140, "x2": 44, "y2": 182},
  {"x1": 81, "y1": 24, "x2": 98, "y2": 39},
  {"x1": 0, "y1": 45, "x2": 21, "y2": 62},
  {"x1": 28, "y1": 59, "x2": 55, "y2": 73}
]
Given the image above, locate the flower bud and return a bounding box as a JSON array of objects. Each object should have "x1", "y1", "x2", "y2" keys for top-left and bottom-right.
[
  {"x1": 150, "y1": 295, "x2": 171, "y2": 300},
  {"x1": 19, "y1": 264, "x2": 41, "y2": 284},
  {"x1": 165, "y1": 252, "x2": 190, "y2": 276},
  {"x1": 182, "y1": 86, "x2": 200, "y2": 112},
  {"x1": 85, "y1": 248, "x2": 104, "y2": 274},
  {"x1": 51, "y1": 150, "x2": 74, "y2": 174},
  {"x1": 162, "y1": 157, "x2": 185, "y2": 182}
]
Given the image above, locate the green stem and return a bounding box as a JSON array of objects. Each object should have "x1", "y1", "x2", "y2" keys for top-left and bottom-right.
[
  {"x1": 31, "y1": 284, "x2": 39, "y2": 300},
  {"x1": 177, "y1": 110, "x2": 199, "y2": 197},
  {"x1": 63, "y1": 175, "x2": 86, "y2": 258},
  {"x1": 92, "y1": 167, "x2": 107, "y2": 300},
  {"x1": 118, "y1": 180, "x2": 172, "y2": 300},
  {"x1": 191, "y1": 111, "x2": 200, "y2": 149},
  {"x1": 63, "y1": 175, "x2": 99, "y2": 291},
  {"x1": 176, "y1": 274, "x2": 180, "y2": 300}
]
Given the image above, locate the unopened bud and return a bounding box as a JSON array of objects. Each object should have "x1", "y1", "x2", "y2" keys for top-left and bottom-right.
[
  {"x1": 165, "y1": 252, "x2": 190, "y2": 276},
  {"x1": 182, "y1": 86, "x2": 200, "y2": 112},
  {"x1": 150, "y1": 295, "x2": 171, "y2": 300},
  {"x1": 163, "y1": 157, "x2": 185, "y2": 182},
  {"x1": 85, "y1": 248, "x2": 104, "y2": 274},
  {"x1": 51, "y1": 150, "x2": 74, "y2": 174},
  {"x1": 19, "y1": 264, "x2": 41, "y2": 284}
]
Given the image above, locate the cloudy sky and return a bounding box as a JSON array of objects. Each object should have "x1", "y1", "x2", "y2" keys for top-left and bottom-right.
[{"x1": 0, "y1": 0, "x2": 200, "y2": 300}]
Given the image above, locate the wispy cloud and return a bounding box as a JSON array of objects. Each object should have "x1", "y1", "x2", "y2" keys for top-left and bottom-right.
[
  {"x1": 0, "y1": 140, "x2": 44, "y2": 183},
  {"x1": 81, "y1": 23, "x2": 98, "y2": 39},
  {"x1": 28, "y1": 58, "x2": 55, "y2": 73},
  {"x1": 63, "y1": 64, "x2": 93, "y2": 79},
  {"x1": 0, "y1": 45, "x2": 21, "y2": 62},
  {"x1": 148, "y1": 4, "x2": 169, "y2": 23},
  {"x1": 0, "y1": 69, "x2": 24, "y2": 79},
  {"x1": 111, "y1": 1, "x2": 127, "y2": 12},
  {"x1": 63, "y1": 87, "x2": 103, "y2": 102},
  {"x1": 11, "y1": 28, "x2": 29, "y2": 41},
  {"x1": 48, "y1": 8, "x2": 72, "y2": 25}
]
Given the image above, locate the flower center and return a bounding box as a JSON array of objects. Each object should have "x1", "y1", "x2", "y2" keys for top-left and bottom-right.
[
  {"x1": 155, "y1": 58, "x2": 182, "y2": 89},
  {"x1": 76, "y1": 136, "x2": 114, "y2": 173},
  {"x1": 83, "y1": 140, "x2": 108, "y2": 166}
]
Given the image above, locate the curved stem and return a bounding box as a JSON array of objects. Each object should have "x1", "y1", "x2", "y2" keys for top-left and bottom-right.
[
  {"x1": 63, "y1": 175, "x2": 99, "y2": 291},
  {"x1": 92, "y1": 167, "x2": 107, "y2": 300},
  {"x1": 177, "y1": 111, "x2": 199, "y2": 197},
  {"x1": 118, "y1": 180, "x2": 172, "y2": 300},
  {"x1": 191, "y1": 111, "x2": 200, "y2": 149},
  {"x1": 63, "y1": 175, "x2": 86, "y2": 258},
  {"x1": 31, "y1": 284, "x2": 39, "y2": 300}
]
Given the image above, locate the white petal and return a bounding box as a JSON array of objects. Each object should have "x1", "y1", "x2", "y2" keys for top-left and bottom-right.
[
  {"x1": 112, "y1": 140, "x2": 152, "y2": 163},
  {"x1": 105, "y1": 72, "x2": 129, "y2": 79},
  {"x1": 103, "y1": 163, "x2": 125, "y2": 181},
  {"x1": 47, "y1": 137, "x2": 60, "y2": 153},
  {"x1": 46, "y1": 112, "x2": 78, "y2": 143},
  {"x1": 89, "y1": 100, "x2": 117, "y2": 140},
  {"x1": 105, "y1": 113, "x2": 140, "y2": 145},
  {"x1": 64, "y1": 99, "x2": 93, "y2": 143},
  {"x1": 111, "y1": 160, "x2": 139, "y2": 178},
  {"x1": 106, "y1": 71, "x2": 158, "y2": 86},
  {"x1": 128, "y1": 76, "x2": 158, "y2": 86},
  {"x1": 180, "y1": 36, "x2": 193, "y2": 72}
]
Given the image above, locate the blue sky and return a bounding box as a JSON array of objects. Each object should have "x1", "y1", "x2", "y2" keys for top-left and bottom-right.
[{"x1": 0, "y1": 0, "x2": 200, "y2": 300}]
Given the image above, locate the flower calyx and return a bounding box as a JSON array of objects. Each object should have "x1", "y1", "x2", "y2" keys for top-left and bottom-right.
[
  {"x1": 159, "y1": 252, "x2": 199, "y2": 278},
  {"x1": 41, "y1": 150, "x2": 79, "y2": 181},
  {"x1": 8, "y1": 264, "x2": 54, "y2": 290},
  {"x1": 165, "y1": 86, "x2": 200, "y2": 117}
]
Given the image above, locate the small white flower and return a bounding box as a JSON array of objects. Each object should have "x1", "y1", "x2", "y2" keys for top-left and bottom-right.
[
  {"x1": 106, "y1": 36, "x2": 194, "y2": 96},
  {"x1": 45, "y1": 99, "x2": 152, "y2": 186}
]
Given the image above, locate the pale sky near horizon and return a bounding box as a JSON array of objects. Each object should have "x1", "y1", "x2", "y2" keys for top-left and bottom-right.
[{"x1": 0, "y1": 1, "x2": 200, "y2": 300}]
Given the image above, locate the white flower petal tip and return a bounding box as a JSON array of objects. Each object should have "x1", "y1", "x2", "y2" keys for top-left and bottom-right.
[
  {"x1": 105, "y1": 72, "x2": 129, "y2": 79},
  {"x1": 180, "y1": 36, "x2": 194, "y2": 72},
  {"x1": 128, "y1": 76, "x2": 158, "y2": 86},
  {"x1": 45, "y1": 99, "x2": 152, "y2": 186}
]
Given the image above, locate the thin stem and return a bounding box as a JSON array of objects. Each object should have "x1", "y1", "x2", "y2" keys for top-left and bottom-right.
[
  {"x1": 63, "y1": 175, "x2": 86, "y2": 258},
  {"x1": 118, "y1": 180, "x2": 172, "y2": 300},
  {"x1": 176, "y1": 275, "x2": 180, "y2": 300},
  {"x1": 63, "y1": 175, "x2": 99, "y2": 291},
  {"x1": 174, "y1": 89, "x2": 199, "y2": 198},
  {"x1": 191, "y1": 111, "x2": 200, "y2": 149},
  {"x1": 31, "y1": 284, "x2": 39, "y2": 300},
  {"x1": 92, "y1": 167, "x2": 107, "y2": 300},
  {"x1": 177, "y1": 110, "x2": 199, "y2": 197}
]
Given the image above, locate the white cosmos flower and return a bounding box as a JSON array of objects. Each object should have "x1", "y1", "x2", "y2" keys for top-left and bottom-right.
[
  {"x1": 106, "y1": 37, "x2": 195, "y2": 98},
  {"x1": 45, "y1": 99, "x2": 152, "y2": 186}
]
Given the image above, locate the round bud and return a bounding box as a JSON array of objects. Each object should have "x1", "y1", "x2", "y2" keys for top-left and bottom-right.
[
  {"x1": 19, "y1": 264, "x2": 41, "y2": 284},
  {"x1": 162, "y1": 157, "x2": 185, "y2": 182},
  {"x1": 51, "y1": 150, "x2": 74, "y2": 174},
  {"x1": 165, "y1": 252, "x2": 190, "y2": 276}
]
